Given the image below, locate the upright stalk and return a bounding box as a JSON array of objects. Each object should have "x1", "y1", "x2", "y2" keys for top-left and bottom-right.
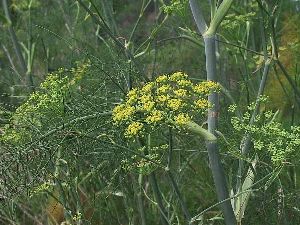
[
  {"x1": 131, "y1": 174, "x2": 146, "y2": 225},
  {"x1": 149, "y1": 172, "x2": 169, "y2": 225},
  {"x1": 189, "y1": 1, "x2": 237, "y2": 224},
  {"x1": 2, "y1": 0, "x2": 27, "y2": 80},
  {"x1": 204, "y1": 36, "x2": 237, "y2": 225},
  {"x1": 166, "y1": 128, "x2": 191, "y2": 224},
  {"x1": 235, "y1": 5, "x2": 272, "y2": 223},
  {"x1": 140, "y1": 135, "x2": 169, "y2": 225}
]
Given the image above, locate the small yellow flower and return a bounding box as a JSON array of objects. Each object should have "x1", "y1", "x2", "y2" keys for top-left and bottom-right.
[
  {"x1": 145, "y1": 110, "x2": 164, "y2": 124},
  {"x1": 174, "y1": 89, "x2": 188, "y2": 98},
  {"x1": 167, "y1": 98, "x2": 184, "y2": 111},
  {"x1": 177, "y1": 79, "x2": 192, "y2": 87},
  {"x1": 140, "y1": 95, "x2": 152, "y2": 104},
  {"x1": 127, "y1": 88, "x2": 139, "y2": 104},
  {"x1": 194, "y1": 99, "x2": 210, "y2": 109},
  {"x1": 142, "y1": 82, "x2": 154, "y2": 93},
  {"x1": 174, "y1": 113, "x2": 191, "y2": 125},
  {"x1": 142, "y1": 101, "x2": 155, "y2": 111},
  {"x1": 169, "y1": 72, "x2": 188, "y2": 81},
  {"x1": 155, "y1": 75, "x2": 168, "y2": 83},
  {"x1": 113, "y1": 104, "x2": 135, "y2": 123},
  {"x1": 156, "y1": 94, "x2": 169, "y2": 103},
  {"x1": 125, "y1": 122, "x2": 144, "y2": 138},
  {"x1": 156, "y1": 84, "x2": 171, "y2": 94}
]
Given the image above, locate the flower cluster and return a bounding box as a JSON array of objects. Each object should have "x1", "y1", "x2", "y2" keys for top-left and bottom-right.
[
  {"x1": 1, "y1": 61, "x2": 91, "y2": 145},
  {"x1": 113, "y1": 72, "x2": 220, "y2": 138},
  {"x1": 229, "y1": 103, "x2": 300, "y2": 164},
  {"x1": 162, "y1": 0, "x2": 188, "y2": 15},
  {"x1": 29, "y1": 181, "x2": 52, "y2": 197}
]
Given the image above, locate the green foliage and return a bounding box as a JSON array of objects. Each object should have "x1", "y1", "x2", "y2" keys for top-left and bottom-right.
[
  {"x1": 121, "y1": 145, "x2": 168, "y2": 174},
  {"x1": 221, "y1": 11, "x2": 256, "y2": 31},
  {"x1": 162, "y1": 0, "x2": 188, "y2": 15},
  {"x1": 230, "y1": 101, "x2": 300, "y2": 164},
  {"x1": 1, "y1": 0, "x2": 300, "y2": 224},
  {"x1": 11, "y1": 0, "x2": 41, "y2": 11},
  {"x1": 1, "y1": 61, "x2": 91, "y2": 145}
]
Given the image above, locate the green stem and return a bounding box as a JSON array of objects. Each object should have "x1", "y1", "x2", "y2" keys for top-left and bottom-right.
[
  {"x1": 188, "y1": 0, "x2": 207, "y2": 35},
  {"x1": 205, "y1": 36, "x2": 237, "y2": 225},
  {"x1": 235, "y1": 9, "x2": 272, "y2": 219},
  {"x1": 100, "y1": 0, "x2": 119, "y2": 36},
  {"x1": 143, "y1": 135, "x2": 169, "y2": 225},
  {"x1": 166, "y1": 171, "x2": 191, "y2": 224},
  {"x1": 129, "y1": 0, "x2": 152, "y2": 43},
  {"x1": 149, "y1": 172, "x2": 169, "y2": 225},
  {"x1": 205, "y1": 0, "x2": 234, "y2": 37},
  {"x1": 166, "y1": 128, "x2": 191, "y2": 224},
  {"x1": 189, "y1": 1, "x2": 236, "y2": 223},
  {"x1": 183, "y1": 121, "x2": 216, "y2": 141},
  {"x1": 131, "y1": 174, "x2": 147, "y2": 225},
  {"x1": 2, "y1": 0, "x2": 27, "y2": 81}
]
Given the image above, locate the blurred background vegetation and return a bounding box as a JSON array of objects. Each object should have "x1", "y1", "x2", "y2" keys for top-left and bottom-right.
[{"x1": 0, "y1": 0, "x2": 300, "y2": 224}]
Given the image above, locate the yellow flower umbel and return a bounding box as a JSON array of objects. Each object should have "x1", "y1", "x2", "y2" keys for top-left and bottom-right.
[
  {"x1": 127, "y1": 88, "x2": 139, "y2": 104},
  {"x1": 169, "y1": 71, "x2": 188, "y2": 81},
  {"x1": 145, "y1": 110, "x2": 164, "y2": 124},
  {"x1": 194, "y1": 81, "x2": 220, "y2": 95},
  {"x1": 125, "y1": 122, "x2": 144, "y2": 138},
  {"x1": 112, "y1": 104, "x2": 135, "y2": 123},
  {"x1": 194, "y1": 99, "x2": 210, "y2": 109},
  {"x1": 155, "y1": 75, "x2": 168, "y2": 83},
  {"x1": 174, "y1": 113, "x2": 191, "y2": 125},
  {"x1": 174, "y1": 89, "x2": 188, "y2": 98},
  {"x1": 167, "y1": 98, "x2": 185, "y2": 111},
  {"x1": 112, "y1": 71, "x2": 220, "y2": 138}
]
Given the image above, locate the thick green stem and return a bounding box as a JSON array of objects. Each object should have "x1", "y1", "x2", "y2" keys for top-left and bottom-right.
[
  {"x1": 189, "y1": 0, "x2": 207, "y2": 35},
  {"x1": 189, "y1": 0, "x2": 236, "y2": 223},
  {"x1": 204, "y1": 36, "x2": 237, "y2": 225},
  {"x1": 205, "y1": 0, "x2": 233, "y2": 37},
  {"x1": 183, "y1": 121, "x2": 216, "y2": 142}
]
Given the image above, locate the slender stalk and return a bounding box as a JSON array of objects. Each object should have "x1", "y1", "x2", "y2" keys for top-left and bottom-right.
[
  {"x1": 1, "y1": 44, "x2": 22, "y2": 79},
  {"x1": 100, "y1": 0, "x2": 119, "y2": 36},
  {"x1": 235, "y1": 7, "x2": 272, "y2": 222},
  {"x1": 167, "y1": 171, "x2": 191, "y2": 224},
  {"x1": 2, "y1": 0, "x2": 27, "y2": 79},
  {"x1": 276, "y1": 60, "x2": 300, "y2": 106},
  {"x1": 131, "y1": 174, "x2": 147, "y2": 225},
  {"x1": 166, "y1": 128, "x2": 191, "y2": 224},
  {"x1": 77, "y1": 0, "x2": 132, "y2": 59},
  {"x1": 129, "y1": 0, "x2": 152, "y2": 43},
  {"x1": 149, "y1": 173, "x2": 169, "y2": 225},
  {"x1": 145, "y1": 134, "x2": 169, "y2": 225},
  {"x1": 268, "y1": 6, "x2": 300, "y2": 106},
  {"x1": 27, "y1": 0, "x2": 35, "y2": 91}
]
